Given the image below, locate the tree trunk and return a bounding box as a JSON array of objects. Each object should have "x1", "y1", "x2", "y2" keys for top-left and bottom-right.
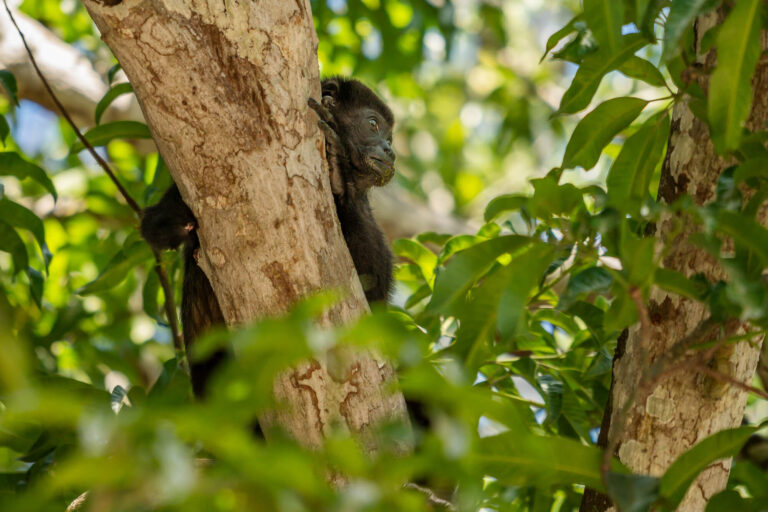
[
  {"x1": 583, "y1": 12, "x2": 766, "y2": 511},
  {"x1": 81, "y1": 0, "x2": 408, "y2": 453}
]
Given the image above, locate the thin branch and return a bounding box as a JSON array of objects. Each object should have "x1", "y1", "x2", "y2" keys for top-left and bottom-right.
[
  {"x1": 4, "y1": 1, "x2": 187, "y2": 372},
  {"x1": 404, "y1": 483, "x2": 456, "y2": 511},
  {"x1": 693, "y1": 364, "x2": 768, "y2": 401}
]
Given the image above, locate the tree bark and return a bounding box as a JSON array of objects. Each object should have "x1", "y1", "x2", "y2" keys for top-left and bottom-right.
[
  {"x1": 584, "y1": 11, "x2": 767, "y2": 512},
  {"x1": 80, "y1": 0, "x2": 408, "y2": 453}
]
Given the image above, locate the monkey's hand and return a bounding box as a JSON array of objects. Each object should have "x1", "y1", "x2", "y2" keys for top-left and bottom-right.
[{"x1": 308, "y1": 97, "x2": 346, "y2": 197}]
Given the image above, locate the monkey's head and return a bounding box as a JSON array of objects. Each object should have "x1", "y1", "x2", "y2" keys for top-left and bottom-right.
[{"x1": 321, "y1": 77, "x2": 395, "y2": 190}]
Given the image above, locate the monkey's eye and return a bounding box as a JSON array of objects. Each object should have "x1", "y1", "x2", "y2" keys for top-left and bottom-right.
[{"x1": 369, "y1": 118, "x2": 379, "y2": 132}]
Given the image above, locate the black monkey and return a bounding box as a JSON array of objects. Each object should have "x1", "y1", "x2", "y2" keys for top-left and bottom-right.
[{"x1": 140, "y1": 77, "x2": 395, "y2": 396}]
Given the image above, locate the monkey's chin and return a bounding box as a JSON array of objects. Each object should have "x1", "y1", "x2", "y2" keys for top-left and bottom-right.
[{"x1": 366, "y1": 157, "x2": 395, "y2": 186}]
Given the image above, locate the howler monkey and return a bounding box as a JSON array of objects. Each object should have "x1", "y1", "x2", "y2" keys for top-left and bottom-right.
[{"x1": 140, "y1": 77, "x2": 396, "y2": 396}]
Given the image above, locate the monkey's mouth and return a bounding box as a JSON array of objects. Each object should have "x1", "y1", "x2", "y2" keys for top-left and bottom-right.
[{"x1": 368, "y1": 156, "x2": 395, "y2": 186}]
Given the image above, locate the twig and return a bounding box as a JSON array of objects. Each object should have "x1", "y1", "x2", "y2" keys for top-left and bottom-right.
[
  {"x1": 404, "y1": 483, "x2": 456, "y2": 510},
  {"x1": 693, "y1": 364, "x2": 768, "y2": 401},
  {"x1": 4, "y1": 1, "x2": 187, "y2": 372}
]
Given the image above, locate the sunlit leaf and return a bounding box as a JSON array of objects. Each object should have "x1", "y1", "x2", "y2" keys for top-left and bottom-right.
[
  {"x1": 393, "y1": 238, "x2": 437, "y2": 284},
  {"x1": 562, "y1": 97, "x2": 648, "y2": 170},
  {"x1": 708, "y1": 0, "x2": 762, "y2": 153}
]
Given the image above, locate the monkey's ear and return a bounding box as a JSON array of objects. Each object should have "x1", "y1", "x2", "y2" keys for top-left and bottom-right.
[{"x1": 321, "y1": 78, "x2": 340, "y2": 100}]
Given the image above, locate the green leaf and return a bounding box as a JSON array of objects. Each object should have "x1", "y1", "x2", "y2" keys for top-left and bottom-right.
[
  {"x1": 0, "y1": 70, "x2": 18, "y2": 105},
  {"x1": 78, "y1": 241, "x2": 152, "y2": 295},
  {"x1": 0, "y1": 115, "x2": 9, "y2": 146},
  {"x1": 0, "y1": 220, "x2": 28, "y2": 275},
  {"x1": 71, "y1": 121, "x2": 152, "y2": 153},
  {"x1": 654, "y1": 268, "x2": 707, "y2": 301},
  {"x1": 484, "y1": 194, "x2": 528, "y2": 222},
  {"x1": 95, "y1": 83, "x2": 134, "y2": 125},
  {"x1": 607, "y1": 112, "x2": 670, "y2": 215},
  {"x1": 706, "y1": 490, "x2": 758, "y2": 512},
  {"x1": 659, "y1": 425, "x2": 759, "y2": 507},
  {"x1": 583, "y1": 0, "x2": 623, "y2": 55},
  {"x1": 559, "y1": 266, "x2": 613, "y2": 309},
  {"x1": 498, "y1": 243, "x2": 554, "y2": 339},
  {"x1": 531, "y1": 175, "x2": 584, "y2": 217},
  {"x1": 541, "y1": 16, "x2": 582, "y2": 62},
  {"x1": 733, "y1": 157, "x2": 768, "y2": 184},
  {"x1": 27, "y1": 267, "x2": 43, "y2": 308},
  {"x1": 714, "y1": 209, "x2": 768, "y2": 264},
  {"x1": 562, "y1": 97, "x2": 648, "y2": 170},
  {"x1": 427, "y1": 235, "x2": 534, "y2": 314},
  {"x1": 558, "y1": 34, "x2": 648, "y2": 114},
  {"x1": 142, "y1": 269, "x2": 160, "y2": 319},
  {"x1": 0, "y1": 197, "x2": 48, "y2": 266},
  {"x1": 107, "y1": 63, "x2": 122, "y2": 84},
  {"x1": 604, "y1": 472, "x2": 660, "y2": 512},
  {"x1": 663, "y1": 0, "x2": 719, "y2": 60},
  {"x1": 618, "y1": 56, "x2": 668, "y2": 88},
  {"x1": 393, "y1": 239, "x2": 438, "y2": 284},
  {"x1": 0, "y1": 152, "x2": 57, "y2": 200},
  {"x1": 707, "y1": 0, "x2": 762, "y2": 154},
  {"x1": 476, "y1": 431, "x2": 625, "y2": 491}
]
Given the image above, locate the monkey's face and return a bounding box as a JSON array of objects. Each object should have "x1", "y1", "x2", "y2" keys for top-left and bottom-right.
[{"x1": 340, "y1": 107, "x2": 396, "y2": 189}]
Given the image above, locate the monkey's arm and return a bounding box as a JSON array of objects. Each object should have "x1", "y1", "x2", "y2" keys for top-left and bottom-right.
[
  {"x1": 308, "y1": 97, "x2": 348, "y2": 197},
  {"x1": 140, "y1": 184, "x2": 197, "y2": 251}
]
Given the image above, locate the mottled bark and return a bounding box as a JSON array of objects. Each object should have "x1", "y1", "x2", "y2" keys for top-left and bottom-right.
[
  {"x1": 588, "y1": 12, "x2": 767, "y2": 512},
  {"x1": 81, "y1": 0, "x2": 408, "y2": 452}
]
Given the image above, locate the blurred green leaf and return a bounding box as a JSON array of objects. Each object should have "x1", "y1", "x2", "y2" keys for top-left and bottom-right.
[
  {"x1": 653, "y1": 268, "x2": 707, "y2": 301},
  {"x1": 0, "y1": 197, "x2": 48, "y2": 266},
  {"x1": 0, "y1": 70, "x2": 18, "y2": 105},
  {"x1": 484, "y1": 194, "x2": 528, "y2": 222},
  {"x1": 0, "y1": 220, "x2": 27, "y2": 275},
  {"x1": 604, "y1": 472, "x2": 659, "y2": 512},
  {"x1": 0, "y1": 152, "x2": 57, "y2": 200},
  {"x1": 0, "y1": 115, "x2": 9, "y2": 146},
  {"x1": 78, "y1": 240, "x2": 152, "y2": 295},
  {"x1": 707, "y1": 0, "x2": 762, "y2": 153},
  {"x1": 659, "y1": 425, "x2": 759, "y2": 507}
]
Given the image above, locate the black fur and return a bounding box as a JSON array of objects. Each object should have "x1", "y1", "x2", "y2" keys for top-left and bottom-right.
[{"x1": 140, "y1": 77, "x2": 395, "y2": 396}]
